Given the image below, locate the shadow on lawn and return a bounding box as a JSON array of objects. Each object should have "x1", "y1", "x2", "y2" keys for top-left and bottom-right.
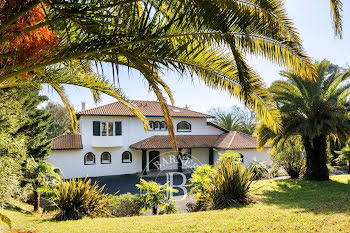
[
  {"x1": 261, "y1": 177, "x2": 350, "y2": 214},
  {"x1": 5, "y1": 203, "x2": 33, "y2": 215}
]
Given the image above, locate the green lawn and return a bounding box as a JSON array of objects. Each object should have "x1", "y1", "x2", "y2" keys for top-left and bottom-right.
[{"x1": 2, "y1": 175, "x2": 350, "y2": 233}]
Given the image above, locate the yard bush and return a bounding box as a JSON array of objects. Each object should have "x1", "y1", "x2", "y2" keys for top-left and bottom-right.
[
  {"x1": 248, "y1": 159, "x2": 270, "y2": 180},
  {"x1": 136, "y1": 179, "x2": 178, "y2": 215},
  {"x1": 108, "y1": 193, "x2": 142, "y2": 217},
  {"x1": 46, "y1": 178, "x2": 114, "y2": 220},
  {"x1": 189, "y1": 154, "x2": 254, "y2": 210},
  {"x1": 271, "y1": 136, "x2": 306, "y2": 178}
]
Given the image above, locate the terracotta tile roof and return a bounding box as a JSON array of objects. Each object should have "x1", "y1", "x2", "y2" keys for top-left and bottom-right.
[
  {"x1": 130, "y1": 135, "x2": 220, "y2": 149},
  {"x1": 76, "y1": 100, "x2": 213, "y2": 118},
  {"x1": 130, "y1": 131, "x2": 268, "y2": 150},
  {"x1": 215, "y1": 131, "x2": 271, "y2": 149},
  {"x1": 52, "y1": 134, "x2": 83, "y2": 150}
]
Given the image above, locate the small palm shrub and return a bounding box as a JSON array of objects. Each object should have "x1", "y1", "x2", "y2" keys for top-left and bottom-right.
[
  {"x1": 136, "y1": 179, "x2": 178, "y2": 215},
  {"x1": 108, "y1": 193, "x2": 142, "y2": 217},
  {"x1": 248, "y1": 159, "x2": 270, "y2": 180},
  {"x1": 46, "y1": 178, "x2": 113, "y2": 220},
  {"x1": 189, "y1": 154, "x2": 254, "y2": 211}
]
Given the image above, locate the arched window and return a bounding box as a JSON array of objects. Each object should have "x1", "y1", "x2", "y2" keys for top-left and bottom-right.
[
  {"x1": 149, "y1": 121, "x2": 154, "y2": 130},
  {"x1": 154, "y1": 121, "x2": 161, "y2": 130},
  {"x1": 177, "y1": 121, "x2": 191, "y2": 132},
  {"x1": 84, "y1": 152, "x2": 95, "y2": 165},
  {"x1": 122, "y1": 151, "x2": 132, "y2": 163},
  {"x1": 160, "y1": 121, "x2": 167, "y2": 130},
  {"x1": 101, "y1": 152, "x2": 111, "y2": 164}
]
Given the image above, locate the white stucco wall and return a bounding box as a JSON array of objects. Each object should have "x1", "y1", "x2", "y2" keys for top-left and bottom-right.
[
  {"x1": 49, "y1": 115, "x2": 271, "y2": 178},
  {"x1": 214, "y1": 148, "x2": 271, "y2": 167},
  {"x1": 49, "y1": 116, "x2": 222, "y2": 178}
]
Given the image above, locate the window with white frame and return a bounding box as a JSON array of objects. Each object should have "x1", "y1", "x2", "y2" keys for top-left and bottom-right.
[
  {"x1": 149, "y1": 121, "x2": 155, "y2": 130},
  {"x1": 101, "y1": 152, "x2": 111, "y2": 164},
  {"x1": 160, "y1": 121, "x2": 167, "y2": 130},
  {"x1": 177, "y1": 121, "x2": 191, "y2": 132},
  {"x1": 93, "y1": 121, "x2": 121, "y2": 136},
  {"x1": 122, "y1": 151, "x2": 132, "y2": 163},
  {"x1": 84, "y1": 152, "x2": 95, "y2": 165},
  {"x1": 154, "y1": 121, "x2": 161, "y2": 130}
]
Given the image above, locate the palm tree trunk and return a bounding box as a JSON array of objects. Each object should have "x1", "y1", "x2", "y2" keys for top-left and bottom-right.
[
  {"x1": 152, "y1": 206, "x2": 157, "y2": 215},
  {"x1": 303, "y1": 135, "x2": 329, "y2": 181},
  {"x1": 33, "y1": 190, "x2": 40, "y2": 211}
]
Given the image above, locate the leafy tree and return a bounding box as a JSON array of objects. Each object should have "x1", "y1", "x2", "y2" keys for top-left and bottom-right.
[
  {"x1": 255, "y1": 60, "x2": 350, "y2": 181},
  {"x1": 0, "y1": 89, "x2": 28, "y2": 229},
  {"x1": 23, "y1": 159, "x2": 62, "y2": 211},
  {"x1": 136, "y1": 179, "x2": 178, "y2": 215},
  {"x1": 45, "y1": 102, "x2": 72, "y2": 139},
  {"x1": 0, "y1": 0, "x2": 317, "y2": 150},
  {"x1": 0, "y1": 86, "x2": 53, "y2": 160},
  {"x1": 271, "y1": 136, "x2": 306, "y2": 178}
]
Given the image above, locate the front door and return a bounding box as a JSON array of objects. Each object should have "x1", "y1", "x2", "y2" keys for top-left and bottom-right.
[{"x1": 149, "y1": 151, "x2": 160, "y2": 170}]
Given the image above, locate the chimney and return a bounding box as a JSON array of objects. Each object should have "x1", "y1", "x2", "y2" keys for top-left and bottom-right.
[{"x1": 81, "y1": 101, "x2": 86, "y2": 111}]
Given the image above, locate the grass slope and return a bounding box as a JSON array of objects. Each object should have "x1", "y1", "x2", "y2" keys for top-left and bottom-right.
[{"x1": 2, "y1": 175, "x2": 350, "y2": 233}]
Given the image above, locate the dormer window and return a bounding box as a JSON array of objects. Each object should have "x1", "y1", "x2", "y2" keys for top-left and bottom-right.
[{"x1": 177, "y1": 121, "x2": 191, "y2": 132}]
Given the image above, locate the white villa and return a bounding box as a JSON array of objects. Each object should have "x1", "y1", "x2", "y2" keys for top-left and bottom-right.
[{"x1": 49, "y1": 100, "x2": 271, "y2": 178}]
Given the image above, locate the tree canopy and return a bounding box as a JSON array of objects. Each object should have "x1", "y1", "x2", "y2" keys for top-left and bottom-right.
[
  {"x1": 0, "y1": 0, "x2": 317, "y2": 150},
  {"x1": 255, "y1": 60, "x2": 350, "y2": 180}
]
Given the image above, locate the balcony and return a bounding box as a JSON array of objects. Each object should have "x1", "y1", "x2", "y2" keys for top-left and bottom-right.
[{"x1": 91, "y1": 136, "x2": 123, "y2": 147}]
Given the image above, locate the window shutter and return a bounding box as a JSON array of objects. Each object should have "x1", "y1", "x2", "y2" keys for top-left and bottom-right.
[
  {"x1": 115, "y1": 121, "x2": 122, "y2": 135},
  {"x1": 93, "y1": 121, "x2": 100, "y2": 136}
]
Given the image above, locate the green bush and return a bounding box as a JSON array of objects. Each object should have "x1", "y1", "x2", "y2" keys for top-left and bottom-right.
[
  {"x1": 189, "y1": 154, "x2": 254, "y2": 210},
  {"x1": 271, "y1": 136, "x2": 306, "y2": 179},
  {"x1": 108, "y1": 193, "x2": 142, "y2": 217},
  {"x1": 248, "y1": 159, "x2": 270, "y2": 180},
  {"x1": 136, "y1": 179, "x2": 178, "y2": 215},
  {"x1": 46, "y1": 178, "x2": 113, "y2": 220}
]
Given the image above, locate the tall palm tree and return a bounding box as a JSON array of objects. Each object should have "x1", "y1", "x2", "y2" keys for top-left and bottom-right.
[
  {"x1": 213, "y1": 112, "x2": 243, "y2": 131},
  {"x1": 0, "y1": 0, "x2": 316, "y2": 150},
  {"x1": 255, "y1": 60, "x2": 350, "y2": 181}
]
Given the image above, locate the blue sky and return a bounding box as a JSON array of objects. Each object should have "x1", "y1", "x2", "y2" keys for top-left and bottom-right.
[{"x1": 42, "y1": 0, "x2": 350, "y2": 113}]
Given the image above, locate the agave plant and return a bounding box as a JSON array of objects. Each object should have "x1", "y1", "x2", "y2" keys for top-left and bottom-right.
[
  {"x1": 45, "y1": 178, "x2": 114, "y2": 220},
  {"x1": 0, "y1": 0, "x2": 318, "y2": 150}
]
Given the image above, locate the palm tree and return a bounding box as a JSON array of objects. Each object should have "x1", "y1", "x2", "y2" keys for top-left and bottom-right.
[
  {"x1": 0, "y1": 0, "x2": 317, "y2": 150},
  {"x1": 213, "y1": 112, "x2": 243, "y2": 131},
  {"x1": 255, "y1": 60, "x2": 350, "y2": 181},
  {"x1": 0, "y1": 61, "x2": 127, "y2": 133},
  {"x1": 330, "y1": 0, "x2": 343, "y2": 38},
  {"x1": 23, "y1": 159, "x2": 62, "y2": 211},
  {"x1": 136, "y1": 179, "x2": 178, "y2": 215}
]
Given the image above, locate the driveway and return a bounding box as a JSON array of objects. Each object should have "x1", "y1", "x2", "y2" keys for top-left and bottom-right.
[{"x1": 90, "y1": 172, "x2": 192, "y2": 196}]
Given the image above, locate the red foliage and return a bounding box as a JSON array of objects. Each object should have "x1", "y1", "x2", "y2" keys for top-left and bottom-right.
[{"x1": 0, "y1": 0, "x2": 58, "y2": 78}]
